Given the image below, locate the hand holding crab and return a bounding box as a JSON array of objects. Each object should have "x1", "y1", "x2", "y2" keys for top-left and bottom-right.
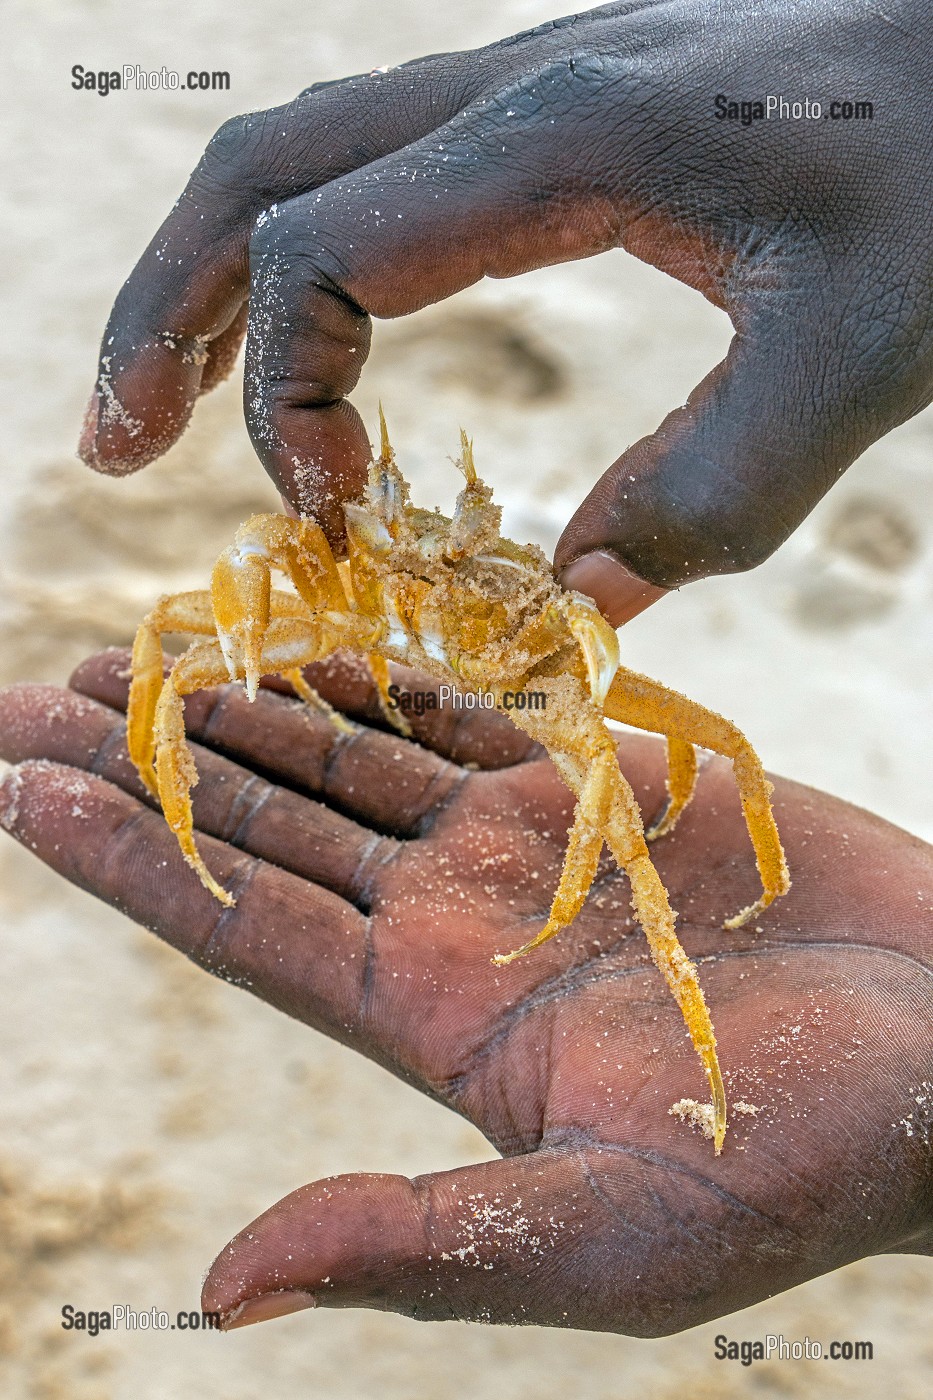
[
  {"x1": 0, "y1": 650, "x2": 930, "y2": 1333},
  {"x1": 79, "y1": 2, "x2": 933, "y2": 622}
]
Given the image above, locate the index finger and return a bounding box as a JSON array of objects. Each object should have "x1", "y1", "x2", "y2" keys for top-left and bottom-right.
[
  {"x1": 75, "y1": 42, "x2": 529, "y2": 492},
  {"x1": 78, "y1": 52, "x2": 504, "y2": 486}
]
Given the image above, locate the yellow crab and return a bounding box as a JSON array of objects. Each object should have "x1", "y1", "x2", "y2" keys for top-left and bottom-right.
[{"x1": 127, "y1": 415, "x2": 789, "y2": 1152}]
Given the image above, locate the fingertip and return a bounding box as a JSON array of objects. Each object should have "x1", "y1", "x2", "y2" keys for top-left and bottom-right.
[
  {"x1": 0, "y1": 682, "x2": 116, "y2": 769},
  {"x1": 0, "y1": 758, "x2": 108, "y2": 850},
  {"x1": 77, "y1": 390, "x2": 164, "y2": 478},
  {"x1": 250, "y1": 400, "x2": 371, "y2": 547},
  {"x1": 0, "y1": 679, "x2": 51, "y2": 718},
  {"x1": 77, "y1": 390, "x2": 100, "y2": 467},
  {"x1": 0, "y1": 756, "x2": 93, "y2": 819},
  {"x1": 558, "y1": 550, "x2": 671, "y2": 627},
  {"x1": 201, "y1": 1172, "x2": 420, "y2": 1322},
  {"x1": 79, "y1": 346, "x2": 199, "y2": 477},
  {"x1": 0, "y1": 761, "x2": 26, "y2": 834},
  {"x1": 68, "y1": 647, "x2": 135, "y2": 701}
]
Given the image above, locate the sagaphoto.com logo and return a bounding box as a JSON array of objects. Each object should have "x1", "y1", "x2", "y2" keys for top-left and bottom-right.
[
  {"x1": 71, "y1": 64, "x2": 230, "y2": 96},
  {"x1": 713, "y1": 92, "x2": 873, "y2": 126}
]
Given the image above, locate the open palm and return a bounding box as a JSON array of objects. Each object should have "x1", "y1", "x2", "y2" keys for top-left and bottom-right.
[{"x1": 0, "y1": 650, "x2": 930, "y2": 1334}]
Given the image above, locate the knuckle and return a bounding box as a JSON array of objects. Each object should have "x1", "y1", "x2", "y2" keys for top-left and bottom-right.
[
  {"x1": 248, "y1": 211, "x2": 355, "y2": 305},
  {"x1": 206, "y1": 112, "x2": 256, "y2": 162},
  {"x1": 247, "y1": 204, "x2": 284, "y2": 261},
  {"x1": 489, "y1": 51, "x2": 613, "y2": 120},
  {"x1": 202, "y1": 112, "x2": 256, "y2": 173},
  {"x1": 197, "y1": 108, "x2": 280, "y2": 192},
  {"x1": 247, "y1": 200, "x2": 312, "y2": 271},
  {"x1": 246, "y1": 193, "x2": 308, "y2": 257}
]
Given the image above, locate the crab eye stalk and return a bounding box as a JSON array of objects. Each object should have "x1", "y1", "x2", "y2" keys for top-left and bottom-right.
[
  {"x1": 444, "y1": 433, "x2": 500, "y2": 562},
  {"x1": 458, "y1": 428, "x2": 477, "y2": 485},
  {"x1": 377, "y1": 402, "x2": 393, "y2": 466}
]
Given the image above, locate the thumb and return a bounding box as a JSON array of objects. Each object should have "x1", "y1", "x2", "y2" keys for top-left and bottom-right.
[
  {"x1": 203, "y1": 1152, "x2": 601, "y2": 1331},
  {"x1": 555, "y1": 261, "x2": 932, "y2": 623}
]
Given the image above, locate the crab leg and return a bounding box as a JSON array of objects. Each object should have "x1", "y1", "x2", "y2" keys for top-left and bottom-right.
[
  {"x1": 496, "y1": 681, "x2": 728, "y2": 1152},
  {"x1": 492, "y1": 738, "x2": 616, "y2": 963},
  {"x1": 150, "y1": 613, "x2": 373, "y2": 905},
  {"x1": 128, "y1": 591, "x2": 218, "y2": 797},
  {"x1": 127, "y1": 589, "x2": 318, "y2": 795},
  {"x1": 151, "y1": 638, "x2": 236, "y2": 906},
  {"x1": 367, "y1": 654, "x2": 412, "y2": 737},
  {"x1": 212, "y1": 514, "x2": 347, "y2": 700},
  {"x1": 606, "y1": 787, "x2": 728, "y2": 1154},
  {"x1": 647, "y1": 736, "x2": 699, "y2": 840},
  {"x1": 604, "y1": 668, "x2": 790, "y2": 927},
  {"x1": 554, "y1": 598, "x2": 697, "y2": 840},
  {"x1": 285, "y1": 667, "x2": 355, "y2": 736}
]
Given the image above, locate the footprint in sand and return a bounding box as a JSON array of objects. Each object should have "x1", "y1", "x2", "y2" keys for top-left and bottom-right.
[{"x1": 788, "y1": 494, "x2": 921, "y2": 630}]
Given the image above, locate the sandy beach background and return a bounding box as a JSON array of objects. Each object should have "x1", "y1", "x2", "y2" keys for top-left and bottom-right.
[{"x1": 1, "y1": 1, "x2": 931, "y2": 1396}]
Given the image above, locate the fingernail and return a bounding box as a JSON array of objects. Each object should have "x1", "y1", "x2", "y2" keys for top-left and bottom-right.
[
  {"x1": 559, "y1": 551, "x2": 670, "y2": 627},
  {"x1": 222, "y1": 1289, "x2": 316, "y2": 1331},
  {"x1": 78, "y1": 390, "x2": 100, "y2": 465}
]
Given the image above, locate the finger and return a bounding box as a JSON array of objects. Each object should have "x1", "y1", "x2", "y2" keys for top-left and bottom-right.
[
  {"x1": 555, "y1": 249, "x2": 933, "y2": 611},
  {"x1": 68, "y1": 652, "x2": 468, "y2": 836},
  {"x1": 204, "y1": 1152, "x2": 608, "y2": 1331},
  {"x1": 199, "y1": 299, "x2": 249, "y2": 394},
  {"x1": 240, "y1": 58, "x2": 643, "y2": 535},
  {"x1": 62, "y1": 652, "x2": 691, "y2": 861},
  {"x1": 75, "y1": 6, "x2": 631, "y2": 488},
  {"x1": 200, "y1": 1127, "x2": 845, "y2": 1335},
  {"x1": 271, "y1": 659, "x2": 542, "y2": 769},
  {"x1": 279, "y1": 658, "x2": 540, "y2": 768},
  {"x1": 0, "y1": 683, "x2": 393, "y2": 904},
  {"x1": 0, "y1": 759, "x2": 372, "y2": 1040},
  {"x1": 77, "y1": 50, "x2": 510, "y2": 484}
]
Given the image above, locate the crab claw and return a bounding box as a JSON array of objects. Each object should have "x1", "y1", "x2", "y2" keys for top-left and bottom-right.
[
  {"x1": 344, "y1": 503, "x2": 394, "y2": 558},
  {"x1": 211, "y1": 544, "x2": 271, "y2": 701},
  {"x1": 561, "y1": 596, "x2": 621, "y2": 709}
]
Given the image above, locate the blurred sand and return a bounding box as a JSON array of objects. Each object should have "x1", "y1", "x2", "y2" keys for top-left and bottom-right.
[{"x1": 1, "y1": 2, "x2": 931, "y2": 1396}]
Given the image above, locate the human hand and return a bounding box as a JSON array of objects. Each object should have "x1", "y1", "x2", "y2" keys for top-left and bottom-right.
[
  {"x1": 78, "y1": 1, "x2": 933, "y2": 624},
  {"x1": 0, "y1": 651, "x2": 930, "y2": 1333}
]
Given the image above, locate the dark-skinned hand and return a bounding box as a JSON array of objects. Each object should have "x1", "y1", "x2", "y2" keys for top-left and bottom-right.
[
  {"x1": 78, "y1": 0, "x2": 933, "y2": 624},
  {"x1": 0, "y1": 651, "x2": 930, "y2": 1334}
]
